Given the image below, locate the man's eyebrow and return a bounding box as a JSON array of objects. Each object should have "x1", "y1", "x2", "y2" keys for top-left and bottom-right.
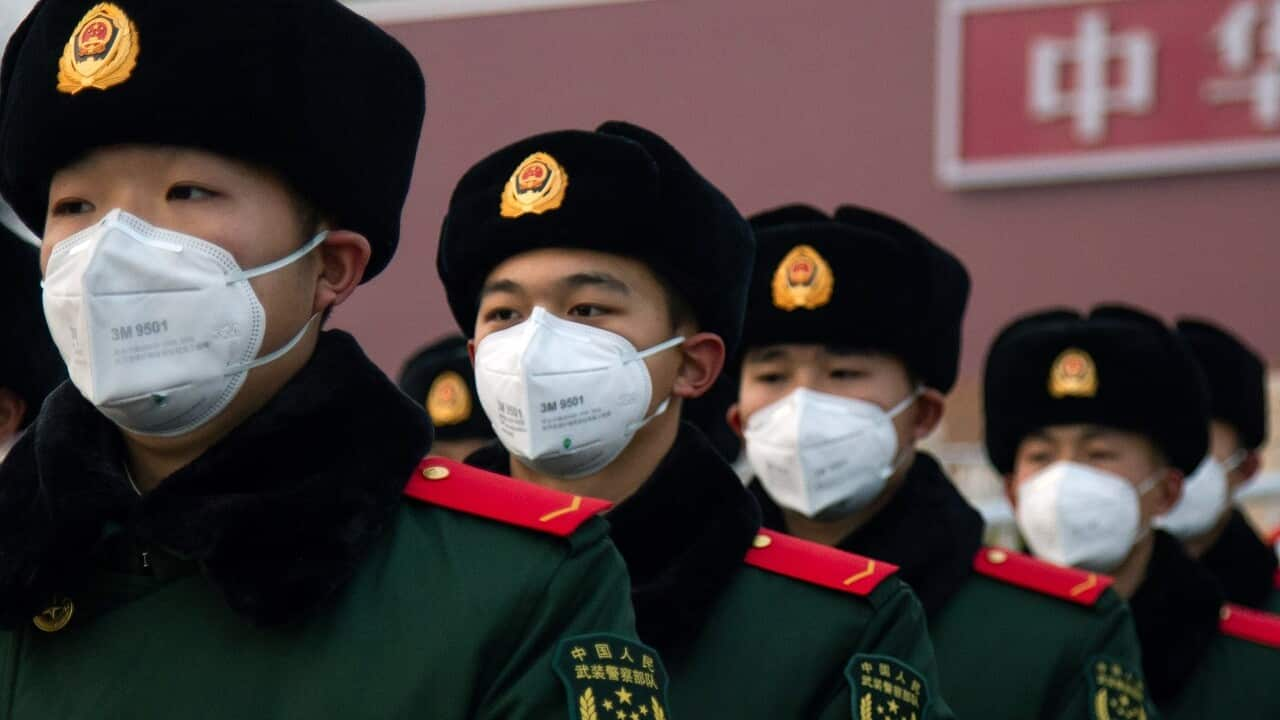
[
  {"x1": 558, "y1": 272, "x2": 631, "y2": 295},
  {"x1": 480, "y1": 278, "x2": 523, "y2": 297},
  {"x1": 1080, "y1": 425, "x2": 1120, "y2": 442},
  {"x1": 745, "y1": 346, "x2": 789, "y2": 363}
]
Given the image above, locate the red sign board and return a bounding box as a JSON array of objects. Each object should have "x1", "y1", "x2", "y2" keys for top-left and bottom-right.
[{"x1": 937, "y1": 0, "x2": 1280, "y2": 188}]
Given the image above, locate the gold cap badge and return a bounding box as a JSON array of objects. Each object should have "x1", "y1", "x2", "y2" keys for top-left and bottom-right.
[
  {"x1": 32, "y1": 596, "x2": 74, "y2": 633},
  {"x1": 426, "y1": 370, "x2": 472, "y2": 427},
  {"x1": 57, "y1": 3, "x2": 139, "y2": 95},
  {"x1": 771, "y1": 244, "x2": 834, "y2": 311},
  {"x1": 1049, "y1": 348, "x2": 1099, "y2": 399},
  {"x1": 500, "y1": 152, "x2": 568, "y2": 218}
]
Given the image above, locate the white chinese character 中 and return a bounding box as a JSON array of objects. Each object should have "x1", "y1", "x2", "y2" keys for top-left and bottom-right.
[
  {"x1": 1028, "y1": 10, "x2": 1157, "y2": 144},
  {"x1": 1203, "y1": 1, "x2": 1280, "y2": 130}
]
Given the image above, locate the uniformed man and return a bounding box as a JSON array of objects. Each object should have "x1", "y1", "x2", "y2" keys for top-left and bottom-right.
[
  {"x1": 1156, "y1": 318, "x2": 1277, "y2": 612},
  {"x1": 438, "y1": 123, "x2": 955, "y2": 719},
  {"x1": 0, "y1": 2, "x2": 653, "y2": 717},
  {"x1": 985, "y1": 304, "x2": 1280, "y2": 718},
  {"x1": 0, "y1": 211, "x2": 65, "y2": 462},
  {"x1": 398, "y1": 334, "x2": 496, "y2": 461},
  {"x1": 726, "y1": 205, "x2": 1152, "y2": 720}
]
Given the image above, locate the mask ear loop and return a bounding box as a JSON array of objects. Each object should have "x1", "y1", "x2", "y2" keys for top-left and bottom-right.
[
  {"x1": 623, "y1": 336, "x2": 687, "y2": 435},
  {"x1": 227, "y1": 231, "x2": 329, "y2": 285},
  {"x1": 1222, "y1": 449, "x2": 1249, "y2": 474},
  {"x1": 878, "y1": 385, "x2": 927, "y2": 479}
]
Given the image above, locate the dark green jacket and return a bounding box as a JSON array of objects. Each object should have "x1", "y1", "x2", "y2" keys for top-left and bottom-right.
[
  {"x1": 1133, "y1": 530, "x2": 1280, "y2": 718},
  {"x1": 471, "y1": 424, "x2": 955, "y2": 719},
  {"x1": 755, "y1": 453, "x2": 1154, "y2": 720},
  {"x1": 1198, "y1": 509, "x2": 1280, "y2": 611},
  {"x1": 0, "y1": 332, "x2": 647, "y2": 719}
]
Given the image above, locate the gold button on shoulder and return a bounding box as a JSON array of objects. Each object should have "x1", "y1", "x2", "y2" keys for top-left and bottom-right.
[
  {"x1": 33, "y1": 596, "x2": 74, "y2": 633},
  {"x1": 752, "y1": 534, "x2": 773, "y2": 549},
  {"x1": 987, "y1": 549, "x2": 1009, "y2": 565},
  {"x1": 422, "y1": 466, "x2": 450, "y2": 481}
]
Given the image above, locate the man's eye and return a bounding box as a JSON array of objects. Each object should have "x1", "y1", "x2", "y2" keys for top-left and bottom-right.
[
  {"x1": 753, "y1": 372, "x2": 786, "y2": 384},
  {"x1": 51, "y1": 199, "x2": 95, "y2": 216},
  {"x1": 167, "y1": 184, "x2": 218, "y2": 201},
  {"x1": 568, "y1": 304, "x2": 606, "y2": 318},
  {"x1": 483, "y1": 308, "x2": 520, "y2": 323},
  {"x1": 830, "y1": 368, "x2": 866, "y2": 380}
]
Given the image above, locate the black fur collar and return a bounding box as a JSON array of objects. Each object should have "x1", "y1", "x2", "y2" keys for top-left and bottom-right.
[
  {"x1": 467, "y1": 422, "x2": 761, "y2": 661},
  {"x1": 0, "y1": 331, "x2": 432, "y2": 628},
  {"x1": 1199, "y1": 508, "x2": 1278, "y2": 609},
  {"x1": 750, "y1": 452, "x2": 984, "y2": 617},
  {"x1": 1130, "y1": 530, "x2": 1223, "y2": 704}
]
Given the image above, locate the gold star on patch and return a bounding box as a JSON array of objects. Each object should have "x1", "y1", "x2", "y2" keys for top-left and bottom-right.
[{"x1": 615, "y1": 688, "x2": 633, "y2": 705}]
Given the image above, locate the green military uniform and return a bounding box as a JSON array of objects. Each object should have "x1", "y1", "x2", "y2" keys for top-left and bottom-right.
[
  {"x1": 1131, "y1": 531, "x2": 1280, "y2": 717},
  {"x1": 0, "y1": 333, "x2": 655, "y2": 719},
  {"x1": 470, "y1": 424, "x2": 951, "y2": 719},
  {"x1": 753, "y1": 455, "x2": 1153, "y2": 720},
  {"x1": 984, "y1": 305, "x2": 1280, "y2": 718},
  {"x1": 0, "y1": 2, "x2": 656, "y2": 717},
  {"x1": 740, "y1": 206, "x2": 1152, "y2": 720},
  {"x1": 440, "y1": 125, "x2": 955, "y2": 719}
]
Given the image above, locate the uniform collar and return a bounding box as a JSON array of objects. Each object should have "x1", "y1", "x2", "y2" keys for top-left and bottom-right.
[
  {"x1": 751, "y1": 452, "x2": 984, "y2": 616},
  {"x1": 0, "y1": 331, "x2": 432, "y2": 628},
  {"x1": 1130, "y1": 529, "x2": 1224, "y2": 704},
  {"x1": 467, "y1": 422, "x2": 761, "y2": 660},
  {"x1": 1198, "y1": 508, "x2": 1279, "y2": 609}
]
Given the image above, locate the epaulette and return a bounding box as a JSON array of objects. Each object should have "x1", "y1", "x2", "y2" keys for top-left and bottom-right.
[
  {"x1": 403, "y1": 457, "x2": 611, "y2": 537},
  {"x1": 1219, "y1": 604, "x2": 1280, "y2": 649},
  {"x1": 972, "y1": 547, "x2": 1113, "y2": 607},
  {"x1": 742, "y1": 529, "x2": 898, "y2": 597}
]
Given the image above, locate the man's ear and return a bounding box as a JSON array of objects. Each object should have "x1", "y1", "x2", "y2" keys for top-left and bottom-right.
[
  {"x1": 911, "y1": 388, "x2": 946, "y2": 442},
  {"x1": 726, "y1": 402, "x2": 744, "y2": 439},
  {"x1": 671, "y1": 332, "x2": 725, "y2": 400},
  {"x1": 1003, "y1": 474, "x2": 1018, "y2": 508},
  {"x1": 1237, "y1": 451, "x2": 1263, "y2": 484},
  {"x1": 312, "y1": 230, "x2": 371, "y2": 315},
  {"x1": 1154, "y1": 469, "x2": 1185, "y2": 516},
  {"x1": 0, "y1": 389, "x2": 27, "y2": 441}
]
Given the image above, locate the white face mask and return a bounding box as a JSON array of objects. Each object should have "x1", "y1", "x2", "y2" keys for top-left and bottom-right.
[
  {"x1": 1155, "y1": 454, "x2": 1236, "y2": 540},
  {"x1": 42, "y1": 209, "x2": 325, "y2": 437},
  {"x1": 473, "y1": 306, "x2": 684, "y2": 479},
  {"x1": 1015, "y1": 461, "x2": 1159, "y2": 572},
  {"x1": 744, "y1": 387, "x2": 919, "y2": 519}
]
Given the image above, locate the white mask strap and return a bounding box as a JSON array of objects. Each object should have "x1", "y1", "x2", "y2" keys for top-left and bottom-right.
[
  {"x1": 225, "y1": 313, "x2": 321, "y2": 376},
  {"x1": 227, "y1": 231, "x2": 329, "y2": 285},
  {"x1": 634, "y1": 336, "x2": 686, "y2": 361},
  {"x1": 1222, "y1": 449, "x2": 1248, "y2": 474},
  {"x1": 886, "y1": 385, "x2": 925, "y2": 420},
  {"x1": 626, "y1": 396, "x2": 673, "y2": 435}
]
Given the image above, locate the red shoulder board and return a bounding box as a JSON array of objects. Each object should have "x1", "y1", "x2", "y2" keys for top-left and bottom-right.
[
  {"x1": 742, "y1": 529, "x2": 899, "y2": 597},
  {"x1": 972, "y1": 547, "x2": 1114, "y2": 607},
  {"x1": 1219, "y1": 604, "x2": 1280, "y2": 649},
  {"x1": 403, "y1": 457, "x2": 611, "y2": 537}
]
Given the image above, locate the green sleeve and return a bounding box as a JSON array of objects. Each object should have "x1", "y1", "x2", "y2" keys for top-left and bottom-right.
[
  {"x1": 824, "y1": 582, "x2": 956, "y2": 720},
  {"x1": 1042, "y1": 592, "x2": 1160, "y2": 720},
  {"x1": 476, "y1": 521, "x2": 647, "y2": 720}
]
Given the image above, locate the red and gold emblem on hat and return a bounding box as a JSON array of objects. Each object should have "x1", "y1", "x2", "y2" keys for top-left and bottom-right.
[
  {"x1": 771, "y1": 244, "x2": 834, "y2": 311},
  {"x1": 1049, "y1": 348, "x2": 1099, "y2": 399},
  {"x1": 57, "y1": 3, "x2": 139, "y2": 95},
  {"x1": 427, "y1": 370, "x2": 472, "y2": 427},
  {"x1": 500, "y1": 152, "x2": 568, "y2": 218}
]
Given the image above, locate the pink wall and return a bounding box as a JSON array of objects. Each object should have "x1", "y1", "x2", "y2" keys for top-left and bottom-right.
[{"x1": 336, "y1": 0, "x2": 1280, "y2": 383}]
